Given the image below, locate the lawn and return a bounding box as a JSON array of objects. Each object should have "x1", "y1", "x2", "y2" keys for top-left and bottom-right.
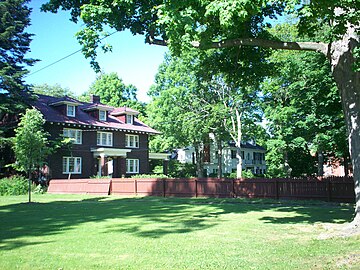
[{"x1": 0, "y1": 194, "x2": 359, "y2": 270}]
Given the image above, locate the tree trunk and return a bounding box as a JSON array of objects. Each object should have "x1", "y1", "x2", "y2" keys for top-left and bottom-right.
[
  {"x1": 217, "y1": 140, "x2": 223, "y2": 179},
  {"x1": 236, "y1": 145, "x2": 242, "y2": 179},
  {"x1": 317, "y1": 150, "x2": 324, "y2": 177},
  {"x1": 195, "y1": 143, "x2": 204, "y2": 178},
  {"x1": 28, "y1": 170, "x2": 31, "y2": 203},
  {"x1": 343, "y1": 153, "x2": 349, "y2": 177},
  {"x1": 330, "y1": 24, "x2": 360, "y2": 225}
]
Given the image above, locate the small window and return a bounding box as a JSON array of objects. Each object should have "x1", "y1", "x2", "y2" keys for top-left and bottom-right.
[
  {"x1": 126, "y1": 114, "x2": 133, "y2": 124},
  {"x1": 97, "y1": 131, "x2": 113, "y2": 146},
  {"x1": 99, "y1": 110, "x2": 106, "y2": 121},
  {"x1": 231, "y1": 150, "x2": 237, "y2": 159},
  {"x1": 63, "y1": 128, "x2": 82, "y2": 144},
  {"x1": 126, "y1": 159, "x2": 139, "y2": 173},
  {"x1": 125, "y1": 134, "x2": 139, "y2": 148},
  {"x1": 62, "y1": 157, "x2": 81, "y2": 174},
  {"x1": 67, "y1": 105, "x2": 75, "y2": 117}
]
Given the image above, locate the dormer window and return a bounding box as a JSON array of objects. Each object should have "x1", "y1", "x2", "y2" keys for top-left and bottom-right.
[
  {"x1": 67, "y1": 105, "x2": 75, "y2": 117},
  {"x1": 99, "y1": 110, "x2": 106, "y2": 121},
  {"x1": 126, "y1": 114, "x2": 133, "y2": 124}
]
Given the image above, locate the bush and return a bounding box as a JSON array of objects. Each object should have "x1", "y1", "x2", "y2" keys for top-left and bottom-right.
[
  {"x1": 0, "y1": 175, "x2": 28, "y2": 196},
  {"x1": 131, "y1": 174, "x2": 169, "y2": 179}
]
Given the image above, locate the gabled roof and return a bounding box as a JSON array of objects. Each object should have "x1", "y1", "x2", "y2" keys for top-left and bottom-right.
[
  {"x1": 48, "y1": 96, "x2": 82, "y2": 106},
  {"x1": 110, "y1": 106, "x2": 139, "y2": 116},
  {"x1": 32, "y1": 94, "x2": 160, "y2": 135}
]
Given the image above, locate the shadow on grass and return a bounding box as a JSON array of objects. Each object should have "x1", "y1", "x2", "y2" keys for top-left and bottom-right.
[{"x1": 0, "y1": 196, "x2": 354, "y2": 250}]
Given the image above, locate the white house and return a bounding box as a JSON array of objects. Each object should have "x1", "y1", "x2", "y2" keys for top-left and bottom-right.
[{"x1": 176, "y1": 138, "x2": 266, "y2": 177}]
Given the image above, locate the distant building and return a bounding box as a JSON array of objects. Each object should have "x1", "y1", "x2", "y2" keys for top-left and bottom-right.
[{"x1": 176, "y1": 136, "x2": 266, "y2": 177}]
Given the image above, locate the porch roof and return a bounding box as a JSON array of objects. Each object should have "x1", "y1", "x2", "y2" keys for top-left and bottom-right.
[
  {"x1": 149, "y1": 152, "x2": 170, "y2": 160},
  {"x1": 91, "y1": 148, "x2": 132, "y2": 157}
]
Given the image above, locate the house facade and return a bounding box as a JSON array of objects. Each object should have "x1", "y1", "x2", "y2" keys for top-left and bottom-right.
[
  {"x1": 176, "y1": 139, "x2": 266, "y2": 177},
  {"x1": 32, "y1": 94, "x2": 162, "y2": 179}
]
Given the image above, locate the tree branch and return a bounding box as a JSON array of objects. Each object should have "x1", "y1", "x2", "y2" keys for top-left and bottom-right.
[{"x1": 191, "y1": 38, "x2": 329, "y2": 55}]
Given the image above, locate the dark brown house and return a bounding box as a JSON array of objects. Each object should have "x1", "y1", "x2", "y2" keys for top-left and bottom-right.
[{"x1": 32, "y1": 94, "x2": 162, "y2": 179}]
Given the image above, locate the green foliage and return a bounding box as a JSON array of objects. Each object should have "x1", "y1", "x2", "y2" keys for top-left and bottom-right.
[
  {"x1": 31, "y1": 83, "x2": 75, "y2": 98},
  {"x1": 0, "y1": 175, "x2": 28, "y2": 196},
  {"x1": 0, "y1": 0, "x2": 37, "y2": 133},
  {"x1": 262, "y1": 23, "x2": 347, "y2": 177},
  {"x1": 13, "y1": 109, "x2": 51, "y2": 174},
  {"x1": 89, "y1": 175, "x2": 111, "y2": 179},
  {"x1": 79, "y1": 72, "x2": 146, "y2": 116},
  {"x1": 167, "y1": 161, "x2": 197, "y2": 178},
  {"x1": 130, "y1": 174, "x2": 169, "y2": 179}
]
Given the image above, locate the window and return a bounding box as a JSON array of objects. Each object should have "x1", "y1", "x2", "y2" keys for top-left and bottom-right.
[
  {"x1": 62, "y1": 157, "x2": 81, "y2": 174},
  {"x1": 125, "y1": 134, "x2": 139, "y2": 148},
  {"x1": 126, "y1": 114, "x2": 133, "y2": 124},
  {"x1": 63, "y1": 128, "x2": 82, "y2": 144},
  {"x1": 97, "y1": 132, "x2": 113, "y2": 146},
  {"x1": 67, "y1": 105, "x2": 75, "y2": 117},
  {"x1": 126, "y1": 159, "x2": 139, "y2": 173},
  {"x1": 99, "y1": 110, "x2": 106, "y2": 121},
  {"x1": 231, "y1": 150, "x2": 237, "y2": 159}
]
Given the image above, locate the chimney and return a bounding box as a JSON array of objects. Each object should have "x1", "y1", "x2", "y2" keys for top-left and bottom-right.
[{"x1": 90, "y1": 95, "x2": 100, "y2": 103}]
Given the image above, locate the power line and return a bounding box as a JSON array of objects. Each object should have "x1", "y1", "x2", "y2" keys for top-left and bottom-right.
[{"x1": 25, "y1": 31, "x2": 119, "y2": 78}]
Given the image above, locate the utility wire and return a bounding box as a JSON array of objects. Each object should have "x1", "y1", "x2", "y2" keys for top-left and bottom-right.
[{"x1": 25, "y1": 30, "x2": 119, "y2": 78}]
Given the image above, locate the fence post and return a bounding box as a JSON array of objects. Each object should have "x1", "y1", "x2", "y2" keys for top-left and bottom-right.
[
  {"x1": 275, "y1": 178, "x2": 279, "y2": 200},
  {"x1": 195, "y1": 179, "x2": 198, "y2": 198},
  {"x1": 134, "y1": 179, "x2": 137, "y2": 196},
  {"x1": 327, "y1": 178, "x2": 331, "y2": 202}
]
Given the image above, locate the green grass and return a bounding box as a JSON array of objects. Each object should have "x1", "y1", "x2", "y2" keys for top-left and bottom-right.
[{"x1": 0, "y1": 194, "x2": 359, "y2": 270}]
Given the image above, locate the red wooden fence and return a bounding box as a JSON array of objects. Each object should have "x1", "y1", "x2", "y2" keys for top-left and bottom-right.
[{"x1": 48, "y1": 176, "x2": 355, "y2": 203}]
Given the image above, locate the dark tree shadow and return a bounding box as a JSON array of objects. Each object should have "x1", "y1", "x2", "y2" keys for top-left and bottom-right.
[{"x1": 0, "y1": 196, "x2": 354, "y2": 250}]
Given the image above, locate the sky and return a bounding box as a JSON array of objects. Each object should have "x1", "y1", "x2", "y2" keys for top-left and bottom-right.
[{"x1": 24, "y1": 1, "x2": 168, "y2": 102}]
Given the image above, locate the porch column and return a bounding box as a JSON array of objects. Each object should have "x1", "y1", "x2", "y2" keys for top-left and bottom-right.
[{"x1": 100, "y1": 155, "x2": 107, "y2": 176}]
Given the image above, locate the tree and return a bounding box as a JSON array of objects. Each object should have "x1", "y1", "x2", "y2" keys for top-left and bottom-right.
[
  {"x1": 148, "y1": 53, "x2": 213, "y2": 177},
  {"x1": 79, "y1": 72, "x2": 146, "y2": 115},
  {"x1": 13, "y1": 108, "x2": 51, "y2": 203},
  {"x1": 41, "y1": 0, "x2": 360, "y2": 224},
  {"x1": 31, "y1": 83, "x2": 75, "y2": 97},
  {"x1": 262, "y1": 24, "x2": 348, "y2": 177},
  {"x1": 0, "y1": 0, "x2": 36, "y2": 124}
]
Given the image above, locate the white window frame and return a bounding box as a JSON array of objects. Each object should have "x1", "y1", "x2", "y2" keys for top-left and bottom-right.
[
  {"x1": 63, "y1": 128, "x2": 82, "y2": 144},
  {"x1": 126, "y1": 159, "x2": 139, "y2": 174},
  {"x1": 125, "y1": 134, "x2": 139, "y2": 148},
  {"x1": 126, "y1": 114, "x2": 133, "y2": 124},
  {"x1": 97, "y1": 131, "x2": 113, "y2": 146},
  {"x1": 62, "y1": 157, "x2": 82, "y2": 174},
  {"x1": 99, "y1": 110, "x2": 107, "y2": 121},
  {"x1": 66, "y1": 104, "x2": 75, "y2": 117}
]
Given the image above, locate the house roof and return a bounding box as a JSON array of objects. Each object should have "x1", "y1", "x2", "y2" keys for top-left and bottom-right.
[
  {"x1": 110, "y1": 106, "x2": 140, "y2": 116},
  {"x1": 228, "y1": 141, "x2": 266, "y2": 151},
  {"x1": 31, "y1": 94, "x2": 160, "y2": 135}
]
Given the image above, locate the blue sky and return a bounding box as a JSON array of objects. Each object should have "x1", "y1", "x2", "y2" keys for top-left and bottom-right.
[{"x1": 24, "y1": 1, "x2": 168, "y2": 102}]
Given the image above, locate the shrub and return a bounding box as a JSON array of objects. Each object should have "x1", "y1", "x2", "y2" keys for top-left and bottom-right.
[
  {"x1": 0, "y1": 175, "x2": 28, "y2": 196},
  {"x1": 131, "y1": 174, "x2": 169, "y2": 179}
]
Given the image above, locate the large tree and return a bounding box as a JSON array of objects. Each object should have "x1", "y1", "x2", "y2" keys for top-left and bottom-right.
[
  {"x1": 0, "y1": 0, "x2": 36, "y2": 122},
  {"x1": 41, "y1": 0, "x2": 360, "y2": 225}
]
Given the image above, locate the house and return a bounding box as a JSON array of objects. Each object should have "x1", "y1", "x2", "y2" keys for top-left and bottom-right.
[
  {"x1": 30, "y1": 94, "x2": 167, "y2": 179},
  {"x1": 176, "y1": 138, "x2": 266, "y2": 176}
]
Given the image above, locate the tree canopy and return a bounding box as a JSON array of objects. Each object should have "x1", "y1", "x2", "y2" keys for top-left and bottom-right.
[
  {"x1": 31, "y1": 83, "x2": 75, "y2": 98},
  {"x1": 0, "y1": 0, "x2": 36, "y2": 119}
]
